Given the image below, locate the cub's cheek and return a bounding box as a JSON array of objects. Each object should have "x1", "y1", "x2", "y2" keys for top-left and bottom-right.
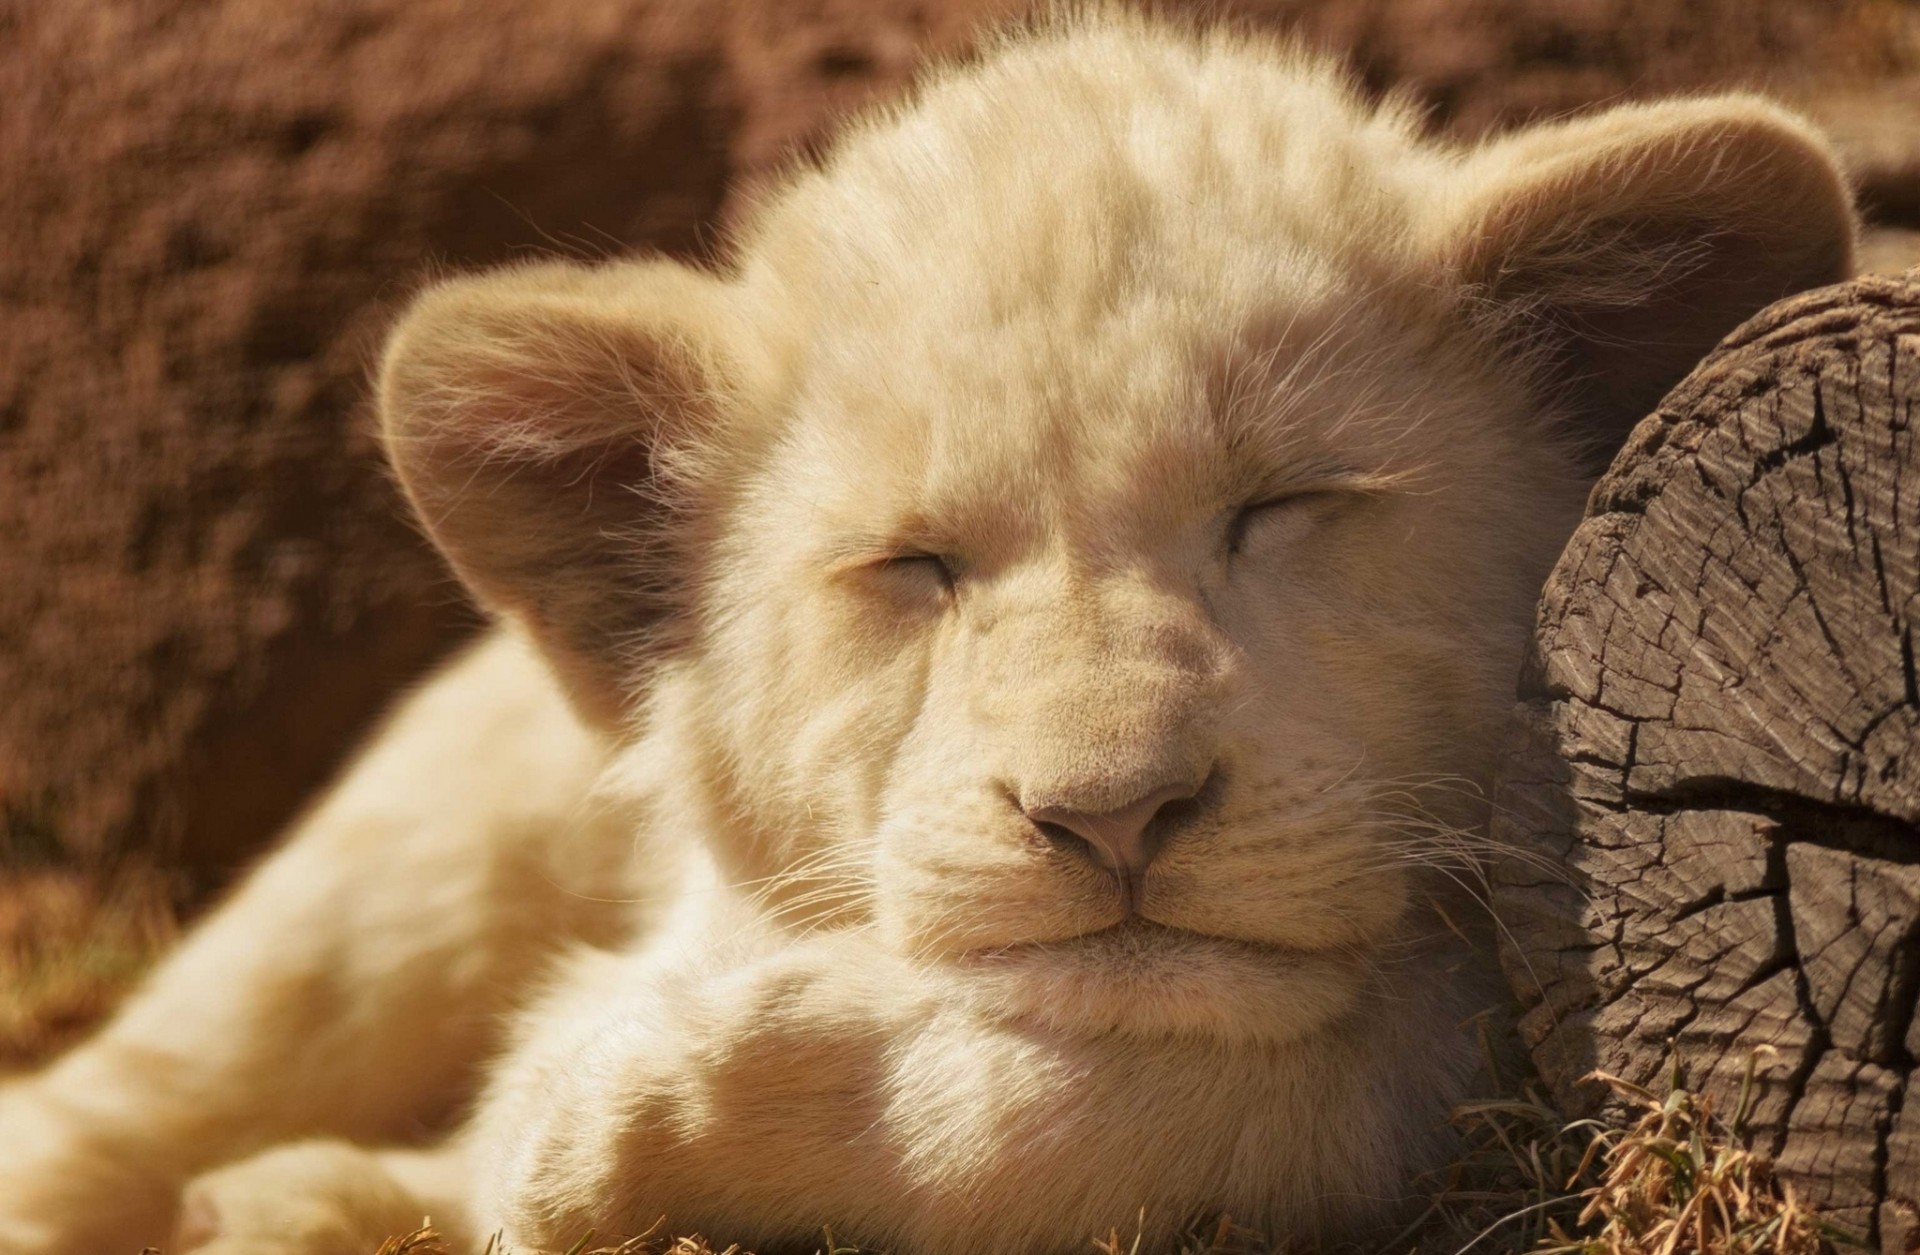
[{"x1": 1148, "y1": 845, "x2": 1413, "y2": 950}]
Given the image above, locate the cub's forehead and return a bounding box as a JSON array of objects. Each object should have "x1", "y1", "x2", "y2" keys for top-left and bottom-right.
[
  {"x1": 740, "y1": 19, "x2": 1440, "y2": 342},
  {"x1": 726, "y1": 20, "x2": 1469, "y2": 549}
]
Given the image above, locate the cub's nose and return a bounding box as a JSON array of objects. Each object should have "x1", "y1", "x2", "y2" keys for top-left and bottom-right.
[{"x1": 1026, "y1": 781, "x2": 1199, "y2": 882}]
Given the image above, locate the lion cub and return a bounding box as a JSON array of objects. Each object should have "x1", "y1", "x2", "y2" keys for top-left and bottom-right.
[{"x1": 0, "y1": 12, "x2": 1853, "y2": 1255}]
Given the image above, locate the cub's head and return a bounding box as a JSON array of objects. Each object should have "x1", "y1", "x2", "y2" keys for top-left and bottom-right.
[{"x1": 379, "y1": 19, "x2": 1852, "y2": 1043}]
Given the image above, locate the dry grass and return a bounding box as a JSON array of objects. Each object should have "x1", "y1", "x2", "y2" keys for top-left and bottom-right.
[
  {"x1": 1411, "y1": 1051, "x2": 1862, "y2": 1255},
  {"x1": 1529, "y1": 1055, "x2": 1862, "y2": 1255},
  {"x1": 374, "y1": 1224, "x2": 743, "y2": 1255}
]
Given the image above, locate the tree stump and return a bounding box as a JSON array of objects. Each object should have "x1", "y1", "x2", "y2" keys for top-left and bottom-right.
[{"x1": 1491, "y1": 271, "x2": 1920, "y2": 1250}]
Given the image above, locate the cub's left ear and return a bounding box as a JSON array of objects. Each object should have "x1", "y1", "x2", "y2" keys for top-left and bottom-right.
[
  {"x1": 379, "y1": 260, "x2": 744, "y2": 730},
  {"x1": 1430, "y1": 97, "x2": 1856, "y2": 461}
]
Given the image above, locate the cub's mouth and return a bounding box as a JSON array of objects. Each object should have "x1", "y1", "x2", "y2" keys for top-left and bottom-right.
[
  {"x1": 960, "y1": 919, "x2": 1309, "y2": 963},
  {"x1": 947, "y1": 920, "x2": 1368, "y2": 1044}
]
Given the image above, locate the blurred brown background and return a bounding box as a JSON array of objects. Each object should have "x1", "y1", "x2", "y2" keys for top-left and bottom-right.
[{"x1": 3, "y1": 0, "x2": 1918, "y2": 1065}]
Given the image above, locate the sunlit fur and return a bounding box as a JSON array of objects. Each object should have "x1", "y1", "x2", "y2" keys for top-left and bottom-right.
[{"x1": 0, "y1": 11, "x2": 1854, "y2": 1255}]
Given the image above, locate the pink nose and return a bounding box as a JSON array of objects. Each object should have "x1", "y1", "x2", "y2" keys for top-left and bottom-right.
[{"x1": 1027, "y1": 782, "x2": 1198, "y2": 880}]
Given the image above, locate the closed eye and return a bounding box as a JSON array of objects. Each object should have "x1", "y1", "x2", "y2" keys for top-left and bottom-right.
[
  {"x1": 875, "y1": 551, "x2": 956, "y2": 592},
  {"x1": 1226, "y1": 493, "x2": 1329, "y2": 556}
]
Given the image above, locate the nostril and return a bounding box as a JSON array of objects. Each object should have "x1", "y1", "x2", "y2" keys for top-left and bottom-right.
[{"x1": 1029, "y1": 811, "x2": 1129, "y2": 872}]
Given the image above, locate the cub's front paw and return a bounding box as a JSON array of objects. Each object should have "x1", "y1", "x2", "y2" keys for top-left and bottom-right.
[
  {"x1": 0, "y1": 1086, "x2": 183, "y2": 1255},
  {"x1": 176, "y1": 1141, "x2": 435, "y2": 1255}
]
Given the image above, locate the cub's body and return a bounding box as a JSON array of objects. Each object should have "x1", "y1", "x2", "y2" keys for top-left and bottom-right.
[{"x1": 0, "y1": 13, "x2": 1853, "y2": 1255}]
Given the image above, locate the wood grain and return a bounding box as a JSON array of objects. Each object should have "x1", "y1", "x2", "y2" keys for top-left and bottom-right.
[{"x1": 1492, "y1": 271, "x2": 1920, "y2": 1250}]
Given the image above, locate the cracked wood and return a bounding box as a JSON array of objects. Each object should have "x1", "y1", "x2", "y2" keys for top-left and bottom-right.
[{"x1": 1490, "y1": 271, "x2": 1920, "y2": 1252}]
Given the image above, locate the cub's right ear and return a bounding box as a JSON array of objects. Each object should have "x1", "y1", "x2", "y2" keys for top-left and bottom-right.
[{"x1": 379, "y1": 260, "x2": 742, "y2": 730}]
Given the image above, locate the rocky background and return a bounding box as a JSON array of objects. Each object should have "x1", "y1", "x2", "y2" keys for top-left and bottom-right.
[{"x1": 3, "y1": 0, "x2": 1918, "y2": 1064}]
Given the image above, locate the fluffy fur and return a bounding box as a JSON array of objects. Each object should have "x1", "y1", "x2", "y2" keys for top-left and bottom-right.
[{"x1": 0, "y1": 12, "x2": 1854, "y2": 1255}]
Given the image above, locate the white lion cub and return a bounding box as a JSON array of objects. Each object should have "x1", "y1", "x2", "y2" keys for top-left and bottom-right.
[{"x1": 0, "y1": 12, "x2": 1853, "y2": 1255}]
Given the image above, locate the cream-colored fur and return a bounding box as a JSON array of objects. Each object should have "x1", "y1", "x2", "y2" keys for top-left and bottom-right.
[{"x1": 0, "y1": 12, "x2": 1854, "y2": 1255}]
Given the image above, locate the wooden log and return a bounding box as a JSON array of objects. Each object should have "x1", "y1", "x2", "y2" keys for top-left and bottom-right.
[{"x1": 1491, "y1": 271, "x2": 1920, "y2": 1250}]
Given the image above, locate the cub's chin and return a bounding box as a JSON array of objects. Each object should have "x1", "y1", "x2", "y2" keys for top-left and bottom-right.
[{"x1": 945, "y1": 921, "x2": 1367, "y2": 1045}]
